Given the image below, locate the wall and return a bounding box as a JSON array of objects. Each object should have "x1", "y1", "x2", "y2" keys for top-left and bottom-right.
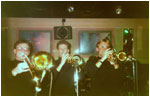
[{"x1": 2, "y1": 18, "x2": 149, "y2": 64}]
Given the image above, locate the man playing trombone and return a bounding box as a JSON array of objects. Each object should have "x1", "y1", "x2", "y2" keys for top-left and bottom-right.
[{"x1": 6, "y1": 40, "x2": 35, "y2": 96}]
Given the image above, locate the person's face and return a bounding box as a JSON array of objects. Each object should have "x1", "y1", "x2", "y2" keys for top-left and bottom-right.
[
  {"x1": 33, "y1": 33, "x2": 50, "y2": 52},
  {"x1": 14, "y1": 43, "x2": 30, "y2": 61},
  {"x1": 96, "y1": 42, "x2": 110, "y2": 57},
  {"x1": 57, "y1": 44, "x2": 69, "y2": 57}
]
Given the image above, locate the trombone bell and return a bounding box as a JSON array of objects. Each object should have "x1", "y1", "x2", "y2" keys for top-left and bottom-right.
[{"x1": 31, "y1": 51, "x2": 54, "y2": 71}]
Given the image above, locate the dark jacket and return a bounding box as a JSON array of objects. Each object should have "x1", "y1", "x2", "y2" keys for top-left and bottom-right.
[
  {"x1": 51, "y1": 58, "x2": 76, "y2": 96},
  {"x1": 83, "y1": 56, "x2": 125, "y2": 96},
  {"x1": 4, "y1": 60, "x2": 35, "y2": 96},
  {"x1": 37, "y1": 70, "x2": 52, "y2": 96}
]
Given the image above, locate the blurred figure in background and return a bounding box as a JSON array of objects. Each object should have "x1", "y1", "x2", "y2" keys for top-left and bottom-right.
[{"x1": 32, "y1": 32, "x2": 50, "y2": 52}]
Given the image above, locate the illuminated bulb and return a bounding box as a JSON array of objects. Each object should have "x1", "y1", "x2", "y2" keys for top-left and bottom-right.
[
  {"x1": 124, "y1": 30, "x2": 129, "y2": 34},
  {"x1": 68, "y1": 6, "x2": 74, "y2": 13},
  {"x1": 116, "y1": 6, "x2": 122, "y2": 15}
]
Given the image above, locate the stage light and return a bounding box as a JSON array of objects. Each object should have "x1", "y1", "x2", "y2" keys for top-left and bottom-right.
[
  {"x1": 123, "y1": 29, "x2": 129, "y2": 34},
  {"x1": 68, "y1": 6, "x2": 74, "y2": 13},
  {"x1": 115, "y1": 6, "x2": 122, "y2": 15}
]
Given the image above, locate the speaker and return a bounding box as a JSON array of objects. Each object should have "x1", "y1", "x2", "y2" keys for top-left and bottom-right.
[{"x1": 54, "y1": 26, "x2": 72, "y2": 40}]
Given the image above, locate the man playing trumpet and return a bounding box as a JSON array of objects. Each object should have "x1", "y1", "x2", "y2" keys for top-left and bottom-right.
[
  {"x1": 52, "y1": 40, "x2": 76, "y2": 96},
  {"x1": 83, "y1": 38, "x2": 125, "y2": 96}
]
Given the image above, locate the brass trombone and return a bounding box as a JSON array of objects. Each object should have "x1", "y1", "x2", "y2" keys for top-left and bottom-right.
[{"x1": 24, "y1": 51, "x2": 54, "y2": 95}]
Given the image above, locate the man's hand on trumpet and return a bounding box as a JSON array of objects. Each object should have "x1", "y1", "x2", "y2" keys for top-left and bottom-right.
[
  {"x1": 96, "y1": 48, "x2": 113, "y2": 68},
  {"x1": 61, "y1": 53, "x2": 69, "y2": 65},
  {"x1": 56, "y1": 53, "x2": 69, "y2": 72},
  {"x1": 12, "y1": 62, "x2": 30, "y2": 76},
  {"x1": 101, "y1": 48, "x2": 114, "y2": 62}
]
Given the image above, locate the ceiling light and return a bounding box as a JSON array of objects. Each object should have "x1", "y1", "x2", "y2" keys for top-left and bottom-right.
[
  {"x1": 116, "y1": 6, "x2": 122, "y2": 15},
  {"x1": 68, "y1": 6, "x2": 74, "y2": 13}
]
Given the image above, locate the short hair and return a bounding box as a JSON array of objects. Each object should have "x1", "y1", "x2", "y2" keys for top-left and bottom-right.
[
  {"x1": 14, "y1": 40, "x2": 33, "y2": 56},
  {"x1": 96, "y1": 38, "x2": 112, "y2": 49},
  {"x1": 56, "y1": 40, "x2": 71, "y2": 50}
]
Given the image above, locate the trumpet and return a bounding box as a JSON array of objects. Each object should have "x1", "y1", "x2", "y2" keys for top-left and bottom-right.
[
  {"x1": 67, "y1": 55, "x2": 85, "y2": 95},
  {"x1": 108, "y1": 51, "x2": 127, "y2": 63},
  {"x1": 67, "y1": 55, "x2": 85, "y2": 67},
  {"x1": 116, "y1": 51, "x2": 127, "y2": 61}
]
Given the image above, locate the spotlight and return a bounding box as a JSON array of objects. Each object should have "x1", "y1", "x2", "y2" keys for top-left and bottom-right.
[
  {"x1": 68, "y1": 6, "x2": 74, "y2": 13},
  {"x1": 123, "y1": 29, "x2": 129, "y2": 34},
  {"x1": 115, "y1": 6, "x2": 122, "y2": 15}
]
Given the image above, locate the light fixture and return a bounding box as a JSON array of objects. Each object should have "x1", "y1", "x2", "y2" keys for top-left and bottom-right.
[
  {"x1": 123, "y1": 29, "x2": 129, "y2": 34},
  {"x1": 115, "y1": 6, "x2": 122, "y2": 15},
  {"x1": 68, "y1": 6, "x2": 74, "y2": 13}
]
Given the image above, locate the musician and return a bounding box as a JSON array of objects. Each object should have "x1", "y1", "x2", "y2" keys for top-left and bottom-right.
[
  {"x1": 83, "y1": 38, "x2": 125, "y2": 96},
  {"x1": 5, "y1": 40, "x2": 35, "y2": 96},
  {"x1": 51, "y1": 40, "x2": 76, "y2": 96}
]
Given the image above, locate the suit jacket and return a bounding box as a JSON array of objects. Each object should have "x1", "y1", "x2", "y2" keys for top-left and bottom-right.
[
  {"x1": 4, "y1": 60, "x2": 35, "y2": 96},
  {"x1": 51, "y1": 58, "x2": 76, "y2": 96}
]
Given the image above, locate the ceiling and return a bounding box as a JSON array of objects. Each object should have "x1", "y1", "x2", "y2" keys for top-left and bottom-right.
[{"x1": 1, "y1": 1, "x2": 149, "y2": 18}]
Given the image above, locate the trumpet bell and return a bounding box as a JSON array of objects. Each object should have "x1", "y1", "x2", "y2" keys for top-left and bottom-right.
[
  {"x1": 31, "y1": 51, "x2": 54, "y2": 70},
  {"x1": 72, "y1": 55, "x2": 84, "y2": 65},
  {"x1": 68, "y1": 55, "x2": 85, "y2": 66},
  {"x1": 116, "y1": 52, "x2": 127, "y2": 61}
]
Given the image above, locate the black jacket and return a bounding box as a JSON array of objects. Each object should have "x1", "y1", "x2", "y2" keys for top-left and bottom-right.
[
  {"x1": 51, "y1": 58, "x2": 76, "y2": 96},
  {"x1": 83, "y1": 56, "x2": 125, "y2": 96},
  {"x1": 4, "y1": 60, "x2": 35, "y2": 96}
]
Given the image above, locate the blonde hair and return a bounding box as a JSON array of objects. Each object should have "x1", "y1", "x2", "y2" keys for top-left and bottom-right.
[{"x1": 96, "y1": 38, "x2": 112, "y2": 48}]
